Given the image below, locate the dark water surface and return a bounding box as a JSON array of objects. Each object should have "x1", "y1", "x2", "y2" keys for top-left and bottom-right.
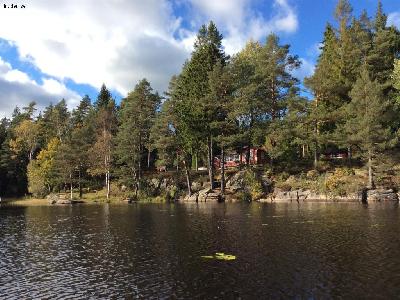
[{"x1": 1, "y1": 202, "x2": 400, "y2": 299}]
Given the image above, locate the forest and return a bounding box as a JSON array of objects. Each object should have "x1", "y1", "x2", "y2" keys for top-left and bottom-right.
[{"x1": 1, "y1": 0, "x2": 400, "y2": 201}]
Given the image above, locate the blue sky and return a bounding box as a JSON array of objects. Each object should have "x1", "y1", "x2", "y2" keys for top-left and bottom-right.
[{"x1": 0, "y1": 0, "x2": 399, "y2": 117}]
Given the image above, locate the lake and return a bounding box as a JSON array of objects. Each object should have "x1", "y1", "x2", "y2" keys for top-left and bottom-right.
[{"x1": 1, "y1": 201, "x2": 400, "y2": 299}]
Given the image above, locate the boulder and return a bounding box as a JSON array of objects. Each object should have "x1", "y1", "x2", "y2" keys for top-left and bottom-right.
[
  {"x1": 268, "y1": 188, "x2": 312, "y2": 202},
  {"x1": 47, "y1": 194, "x2": 84, "y2": 205},
  {"x1": 226, "y1": 171, "x2": 246, "y2": 192},
  {"x1": 261, "y1": 188, "x2": 362, "y2": 202},
  {"x1": 260, "y1": 175, "x2": 273, "y2": 193},
  {"x1": 183, "y1": 188, "x2": 223, "y2": 202},
  {"x1": 47, "y1": 194, "x2": 58, "y2": 204},
  {"x1": 191, "y1": 181, "x2": 202, "y2": 192},
  {"x1": 367, "y1": 189, "x2": 399, "y2": 202}
]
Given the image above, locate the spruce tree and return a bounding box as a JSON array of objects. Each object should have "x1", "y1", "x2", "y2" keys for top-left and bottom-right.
[
  {"x1": 177, "y1": 21, "x2": 227, "y2": 189},
  {"x1": 115, "y1": 79, "x2": 160, "y2": 196},
  {"x1": 343, "y1": 68, "x2": 393, "y2": 188}
]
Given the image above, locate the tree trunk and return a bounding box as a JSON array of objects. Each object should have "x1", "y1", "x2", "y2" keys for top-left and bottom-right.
[
  {"x1": 106, "y1": 171, "x2": 111, "y2": 199},
  {"x1": 302, "y1": 145, "x2": 306, "y2": 158},
  {"x1": 78, "y1": 169, "x2": 82, "y2": 198},
  {"x1": 147, "y1": 148, "x2": 151, "y2": 169},
  {"x1": 221, "y1": 145, "x2": 225, "y2": 195},
  {"x1": 207, "y1": 136, "x2": 214, "y2": 189},
  {"x1": 246, "y1": 146, "x2": 250, "y2": 166},
  {"x1": 314, "y1": 117, "x2": 318, "y2": 169},
  {"x1": 183, "y1": 159, "x2": 192, "y2": 197},
  {"x1": 368, "y1": 151, "x2": 374, "y2": 189},
  {"x1": 70, "y1": 172, "x2": 73, "y2": 200},
  {"x1": 105, "y1": 172, "x2": 108, "y2": 194},
  {"x1": 314, "y1": 144, "x2": 318, "y2": 170},
  {"x1": 347, "y1": 146, "x2": 352, "y2": 165}
]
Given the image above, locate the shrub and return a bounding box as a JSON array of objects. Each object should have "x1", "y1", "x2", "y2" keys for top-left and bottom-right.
[{"x1": 243, "y1": 169, "x2": 264, "y2": 200}]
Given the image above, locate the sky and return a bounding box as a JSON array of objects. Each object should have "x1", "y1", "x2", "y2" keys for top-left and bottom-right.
[{"x1": 0, "y1": 0, "x2": 399, "y2": 118}]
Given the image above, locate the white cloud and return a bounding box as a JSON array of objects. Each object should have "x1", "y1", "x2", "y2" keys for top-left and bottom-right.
[
  {"x1": 0, "y1": 57, "x2": 80, "y2": 118},
  {"x1": 292, "y1": 58, "x2": 315, "y2": 81},
  {"x1": 0, "y1": 0, "x2": 186, "y2": 95},
  {"x1": 388, "y1": 12, "x2": 400, "y2": 29},
  {"x1": 189, "y1": 0, "x2": 298, "y2": 54},
  {"x1": 0, "y1": 0, "x2": 299, "y2": 99},
  {"x1": 306, "y1": 42, "x2": 322, "y2": 58}
]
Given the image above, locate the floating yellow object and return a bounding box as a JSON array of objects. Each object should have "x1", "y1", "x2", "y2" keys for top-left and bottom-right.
[{"x1": 202, "y1": 252, "x2": 236, "y2": 261}]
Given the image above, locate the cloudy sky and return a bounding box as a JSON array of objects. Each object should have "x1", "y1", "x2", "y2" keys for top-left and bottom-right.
[{"x1": 0, "y1": 0, "x2": 399, "y2": 117}]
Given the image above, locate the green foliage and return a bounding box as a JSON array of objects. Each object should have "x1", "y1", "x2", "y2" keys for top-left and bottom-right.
[
  {"x1": 27, "y1": 138, "x2": 60, "y2": 197},
  {"x1": 115, "y1": 79, "x2": 160, "y2": 191},
  {"x1": 242, "y1": 169, "x2": 263, "y2": 200},
  {"x1": 2, "y1": 4, "x2": 400, "y2": 199},
  {"x1": 324, "y1": 168, "x2": 355, "y2": 196}
]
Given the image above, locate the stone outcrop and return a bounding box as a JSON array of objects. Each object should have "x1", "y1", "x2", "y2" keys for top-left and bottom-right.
[
  {"x1": 258, "y1": 188, "x2": 362, "y2": 202},
  {"x1": 257, "y1": 188, "x2": 399, "y2": 203},
  {"x1": 226, "y1": 171, "x2": 246, "y2": 192},
  {"x1": 47, "y1": 194, "x2": 84, "y2": 205},
  {"x1": 367, "y1": 189, "x2": 399, "y2": 201},
  {"x1": 184, "y1": 188, "x2": 223, "y2": 202}
]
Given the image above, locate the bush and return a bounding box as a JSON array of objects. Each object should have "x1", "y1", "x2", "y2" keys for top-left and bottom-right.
[
  {"x1": 243, "y1": 169, "x2": 264, "y2": 200},
  {"x1": 306, "y1": 169, "x2": 319, "y2": 179},
  {"x1": 236, "y1": 191, "x2": 252, "y2": 202},
  {"x1": 324, "y1": 168, "x2": 356, "y2": 197}
]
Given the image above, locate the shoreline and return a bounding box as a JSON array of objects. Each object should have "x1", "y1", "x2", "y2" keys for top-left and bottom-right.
[{"x1": 1, "y1": 196, "x2": 397, "y2": 206}]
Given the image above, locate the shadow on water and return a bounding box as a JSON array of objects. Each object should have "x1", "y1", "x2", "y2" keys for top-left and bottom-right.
[{"x1": 1, "y1": 201, "x2": 400, "y2": 298}]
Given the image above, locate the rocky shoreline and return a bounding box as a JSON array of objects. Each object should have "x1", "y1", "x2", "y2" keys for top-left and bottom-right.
[{"x1": 180, "y1": 170, "x2": 399, "y2": 203}]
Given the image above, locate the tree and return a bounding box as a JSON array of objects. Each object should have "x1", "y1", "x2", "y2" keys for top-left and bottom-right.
[
  {"x1": 207, "y1": 62, "x2": 236, "y2": 195},
  {"x1": 89, "y1": 92, "x2": 117, "y2": 199},
  {"x1": 27, "y1": 138, "x2": 60, "y2": 197},
  {"x1": 342, "y1": 68, "x2": 394, "y2": 188},
  {"x1": 115, "y1": 79, "x2": 160, "y2": 196},
  {"x1": 9, "y1": 119, "x2": 39, "y2": 161},
  {"x1": 95, "y1": 84, "x2": 112, "y2": 110},
  {"x1": 176, "y1": 21, "x2": 227, "y2": 189}
]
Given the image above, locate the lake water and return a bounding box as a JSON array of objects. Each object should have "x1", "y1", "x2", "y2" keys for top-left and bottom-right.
[{"x1": 1, "y1": 201, "x2": 400, "y2": 299}]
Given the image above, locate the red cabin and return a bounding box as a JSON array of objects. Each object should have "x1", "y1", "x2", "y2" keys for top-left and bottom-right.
[{"x1": 214, "y1": 147, "x2": 267, "y2": 169}]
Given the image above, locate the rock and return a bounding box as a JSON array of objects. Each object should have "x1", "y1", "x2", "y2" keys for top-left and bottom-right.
[
  {"x1": 122, "y1": 197, "x2": 137, "y2": 203},
  {"x1": 47, "y1": 194, "x2": 84, "y2": 204},
  {"x1": 264, "y1": 188, "x2": 363, "y2": 202},
  {"x1": 367, "y1": 189, "x2": 399, "y2": 202},
  {"x1": 260, "y1": 175, "x2": 273, "y2": 193},
  {"x1": 56, "y1": 199, "x2": 72, "y2": 204},
  {"x1": 269, "y1": 188, "x2": 312, "y2": 202},
  {"x1": 226, "y1": 171, "x2": 246, "y2": 192},
  {"x1": 191, "y1": 181, "x2": 202, "y2": 192},
  {"x1": 47, "y1": 194, "x2": 58, "y2": 204},
  {"x1": 183, "y1": 188, "x2": 223, "y2": 202},
  {"x1": 151, "y1": 178, "x2": 159, "y2": 187}
]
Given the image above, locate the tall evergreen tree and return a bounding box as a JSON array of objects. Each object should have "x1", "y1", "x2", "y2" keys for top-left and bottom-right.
[
  {"x1": 115, "y1": 79, "x2": 160, "y2": 196},
  {"x1": 342, "y1": 68, "x2": 394, "y2": 188},
  {"x1": 95, "y1": 84, "x2": 112, "y2": 110},
  {"x1": 176, "y1": 21, "x2": 227, "y2": 189}
]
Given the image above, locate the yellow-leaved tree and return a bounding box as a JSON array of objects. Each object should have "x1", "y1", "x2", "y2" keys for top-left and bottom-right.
[{"x1": 27, "y1": 138, "x2": 60, "y2": 197}]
